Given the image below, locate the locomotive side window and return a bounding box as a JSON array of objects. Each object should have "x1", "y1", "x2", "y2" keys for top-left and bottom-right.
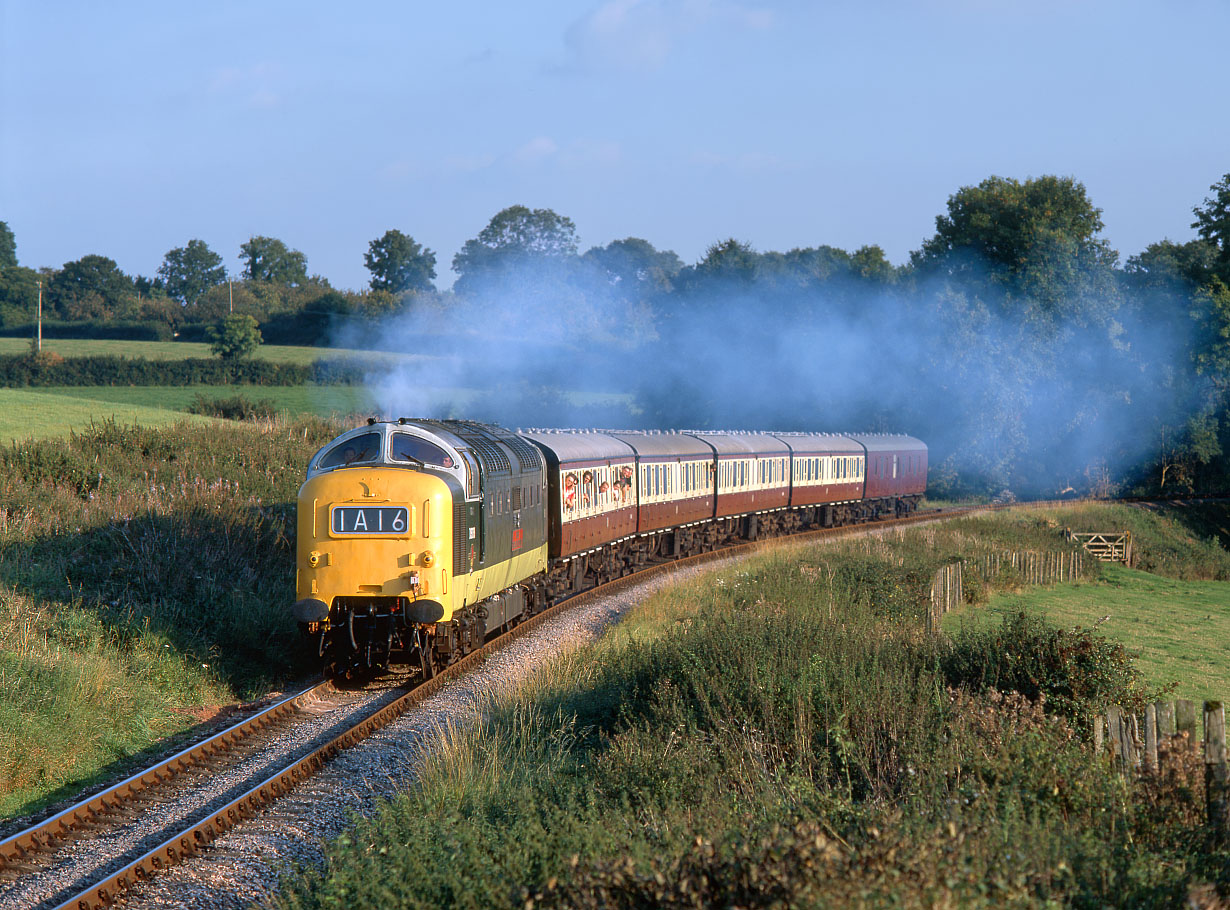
[
  {"x1": 460, "y1": 451, "x2": 480, "y2": 497},
  {"x1": 318, "y1": 432, "x2": 382, "y2": 469},
  {"x1": 391, "y1": 433, "x2": 455, "y2": 468}
]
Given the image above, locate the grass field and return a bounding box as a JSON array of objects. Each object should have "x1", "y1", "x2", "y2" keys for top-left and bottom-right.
[
  {"x1": 942, "y1": 563, "x2": 1230, "y2": 703},
  {"x1": 0, "y1": 388, "x2": 224, "y2": 443},
  {"x1": 0, "y1": 337, "x2": 426, "y2": 365},
  {"x1": 32, "y1": 385, "x2": 377, "y2": 418}
]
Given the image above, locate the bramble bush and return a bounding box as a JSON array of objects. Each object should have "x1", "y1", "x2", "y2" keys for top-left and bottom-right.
[{"x1": 186, "y1": 393, "x2": 279, "y2": 421}]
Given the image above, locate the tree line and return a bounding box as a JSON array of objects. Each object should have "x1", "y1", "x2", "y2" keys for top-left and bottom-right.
[{"x1": 1, "y1": 173, "x2": 1228, "y2": 497}]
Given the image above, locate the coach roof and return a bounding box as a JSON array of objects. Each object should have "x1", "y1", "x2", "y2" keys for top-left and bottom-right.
[{"x1": 518, "y1": 430, "x2": 636, "y2": 464}]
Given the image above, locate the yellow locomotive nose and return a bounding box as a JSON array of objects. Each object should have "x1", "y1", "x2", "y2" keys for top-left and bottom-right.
[{"x1": 296, "y1": 468, "x2": 454, "y2": 619}]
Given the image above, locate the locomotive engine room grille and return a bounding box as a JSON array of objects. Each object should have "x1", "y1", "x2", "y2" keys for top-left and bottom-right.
[{"x1": 453, "y1": 502, "x2": 469, "y2": 576}]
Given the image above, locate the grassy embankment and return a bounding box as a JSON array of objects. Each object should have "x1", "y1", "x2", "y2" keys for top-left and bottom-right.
[
  {"x1": 0, "y1": 417, "x2": 341, "y2": 819},
  {"x1": 278, "y1": 506, "x2": 1230, "y2": 909},
  {"x1": 943, "y1": 503, "x2": 1230, "y2": 702}
]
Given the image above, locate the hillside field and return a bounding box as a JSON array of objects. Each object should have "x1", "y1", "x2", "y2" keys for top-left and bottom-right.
[
  {"x1": 0, "y1": 388, "x2": 225, "y2": 443},
  {"x1": 0, "y1": 338, "x2": 401, "y2": 364},
  {"x1": 941, "y1": 502, "x2": 1230, "y2": 702}
]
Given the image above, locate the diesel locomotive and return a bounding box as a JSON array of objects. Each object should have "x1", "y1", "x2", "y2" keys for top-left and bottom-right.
[{"x1": 292, "y1": 419, "x2": 927, "y2": 680}]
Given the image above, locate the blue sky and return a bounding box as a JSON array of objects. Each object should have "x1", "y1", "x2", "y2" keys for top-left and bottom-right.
[{"x1": 2, "y1": 0, "x2": 1227, "y2": 290}]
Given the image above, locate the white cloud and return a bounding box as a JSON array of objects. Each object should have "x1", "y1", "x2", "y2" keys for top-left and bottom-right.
[
  {"x1": 512, "y1": 136, "x2": 623, "y2": 169},
  {"x1": 207, "y1": 62, "x2": 284, "y2": 109},
  {"x1": 689, "y1": 149, "x2": 786, "y2": 171},
  {"x1": 564, "y1": 0, "x2": 774, "y2": 71},
  {"x1": 515, "y1": 136, "x2": 561, "y2": 163}
]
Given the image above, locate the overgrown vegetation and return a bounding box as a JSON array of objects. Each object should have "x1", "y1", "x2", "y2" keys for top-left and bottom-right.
[
  {"x1": 0, "y1": 417, "x2": 341, "y2": 817},
  {"x1": 279, "y1": 512, "x2": 1230, "y2": 909},
  {"x1": 186, "y1": 392, "x2": 279, "y2": 421}
]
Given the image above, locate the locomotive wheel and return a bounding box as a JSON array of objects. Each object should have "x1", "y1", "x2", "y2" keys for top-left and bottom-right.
[{"x1": 417, "y1": 645, "x2": 434, "y2": 681}]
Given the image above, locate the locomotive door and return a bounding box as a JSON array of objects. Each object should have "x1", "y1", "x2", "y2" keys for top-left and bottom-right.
[{"x1": 466, "y1": 499, "x2": 484, "y2": 568}]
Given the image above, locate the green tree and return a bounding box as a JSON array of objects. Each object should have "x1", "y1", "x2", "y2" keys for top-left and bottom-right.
[
  {"x1": 364, "y1": 229, "x2": 436, "y2": 294},
  {"x1": 47, "y1": 254, "x2": 136, "y2": 320},
  {"x1": 239, "y1": 236, "x2": 308, "y2": 286},
  {"x1": 1192, "y1": 278, "x2": 1230, "y2": 399},
  {"x1": 1192, "y1": 173, "x2": 1230, "y2": 279},
  {"x1": 913, "y1": 175, "x2": 1119, "y2": 327},
  {"x1": 0, "y1": 221, "x2": 16, "y2": 270},
  {"x1": 451, "y1": 205, "x2": 578, "y2": 291},
  {"x1": 582, "y1": 237, "x2": 682, "y2": 296},
  {"x1": 850, "y1": 244, "x2": 897, "y2": 283},
  {"x1": 158, "y1": 239, "x2": 227, "y2": 306},
  {"x1": 695, "y1": 238, "x2": 761, "y2": 282},
  {"x1": 0, "y1": 265, "x2": 39, "y2": 327},
  {"x1": 207, "y1": 313, "x2": 262, "y2": 359},
  {"x1": 1123, "y1": 238, "x2": 1218, "y2": 291}
]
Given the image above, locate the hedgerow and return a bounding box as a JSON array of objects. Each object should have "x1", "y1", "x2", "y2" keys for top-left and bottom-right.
[{"x1": 0, "y1": 354, "x2": 367, "y2": 386}]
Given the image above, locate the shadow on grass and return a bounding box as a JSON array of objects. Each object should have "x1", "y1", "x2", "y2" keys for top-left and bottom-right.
[
  {"x1": 1147, "y1": 500, "x2": 1230, "y2": 551},
  {"x1": 0, "y1": 502, "x2": 312, "y2": 694},
  {"x1": 0, "y1": 699, "x2": 273, "y2": 830}
]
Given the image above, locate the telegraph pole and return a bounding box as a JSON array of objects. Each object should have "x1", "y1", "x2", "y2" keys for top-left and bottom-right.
[{"x1": 36, "y1": 279, "x2": 42, "y2": 353}]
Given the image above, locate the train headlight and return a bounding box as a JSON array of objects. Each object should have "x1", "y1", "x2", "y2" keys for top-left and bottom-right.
[{"x1": 421, "y1": 551, "x2": 435, "y2": 567}]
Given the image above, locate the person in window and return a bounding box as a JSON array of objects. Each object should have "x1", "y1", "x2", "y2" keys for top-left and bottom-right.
[
  {"x1": 563, "y1": 473, "x2": 577, "y2": 511},
  {"x1": 582, "y1": 471, "x2": 593, "y2": 508}
]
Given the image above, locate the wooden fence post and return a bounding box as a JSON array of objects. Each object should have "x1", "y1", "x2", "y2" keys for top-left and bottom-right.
[
  {"x1": 1093, "y1": 713, "x2": 1104, "y2": 757},
  {"x1": 1106, "y1": 706, "x2": 1139, "y2": 770},
  {"x1": 1205, "y1": 701, "x2": 1229, "y2": 842},
  {"x1": 1145, "y1": 704, "x2": 1158, "y2": 773},
  {"x1": 1178, "y1": 700, "x2": 1198, "y2": 747},
  {"x1": 1157, "y1": 701, "x2": 1176, "y2": 739}
]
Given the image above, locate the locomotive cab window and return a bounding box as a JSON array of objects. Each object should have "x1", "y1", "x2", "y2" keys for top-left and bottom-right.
[
  {"x1": 318, "y1": 432, "x2": 382, "y2": 469},
  {"x1": 392, "y1": 433, "x2": 455, "y2": 468}
]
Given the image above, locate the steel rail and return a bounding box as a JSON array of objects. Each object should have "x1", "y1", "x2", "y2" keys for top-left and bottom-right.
[
  {"x1": 0, "y1": 680, "x2": 331, "y2": 874},
  {"x1": 37, "y1": 500, "x2": 1069, "y2": 909}
]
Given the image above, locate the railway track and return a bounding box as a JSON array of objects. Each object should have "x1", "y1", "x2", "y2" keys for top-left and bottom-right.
[{"x1": 0, "y1": 505, "x2": 982, "y2": 910}]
